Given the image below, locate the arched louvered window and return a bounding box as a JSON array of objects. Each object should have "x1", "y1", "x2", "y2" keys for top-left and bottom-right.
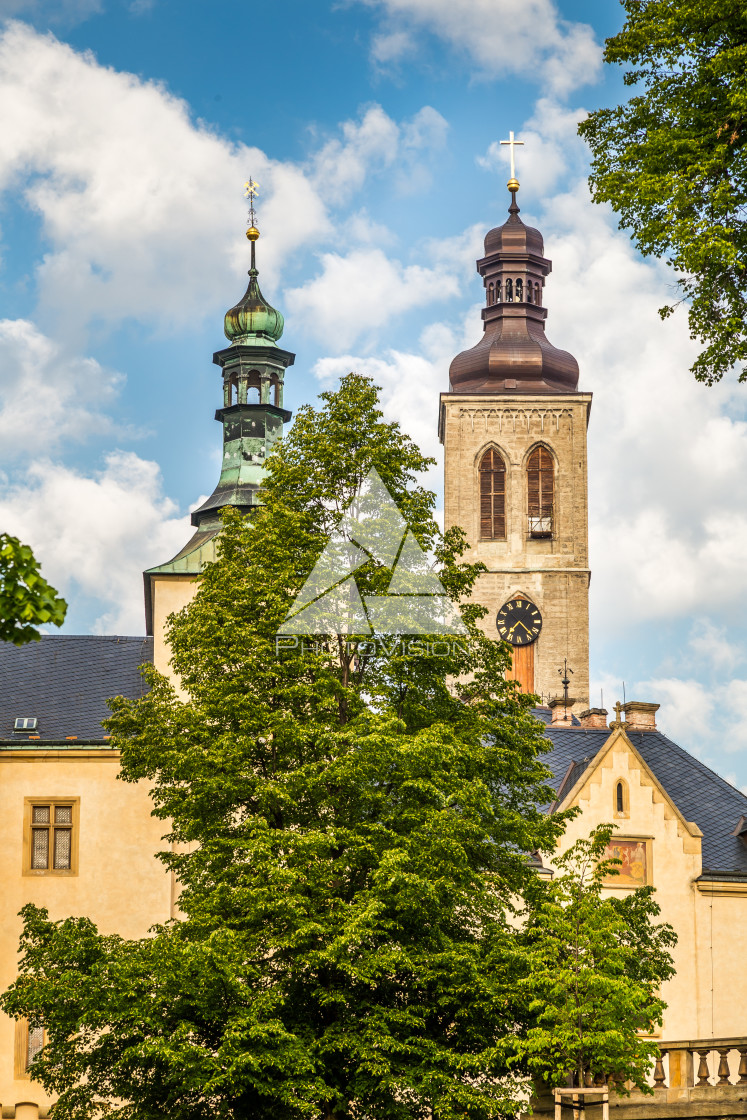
[
  {"x1": 527, "y1": 446, "x2": 553, "y2": 537},
  {"x1": 479, "y1": 448, "x2": 506, "y2": 539},
  {"x1": 488, "y1": 282, "x2": 494, "y2": 305}
]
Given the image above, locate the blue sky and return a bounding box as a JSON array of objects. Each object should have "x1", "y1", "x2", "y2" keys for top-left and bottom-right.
[{"x1": 1, "y1": 0, "x2": 747, "y2": 790}]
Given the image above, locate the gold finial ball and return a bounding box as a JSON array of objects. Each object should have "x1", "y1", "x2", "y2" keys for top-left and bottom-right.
[
  {"x1": 507, "y1": 177, "x2": 520, "y2": 192},
  {"x1": 246, "y1": 226, "x2": 260, "y2": 241}
]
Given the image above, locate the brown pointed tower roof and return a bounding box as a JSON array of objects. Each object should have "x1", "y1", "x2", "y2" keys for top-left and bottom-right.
[{"x1": 449, "y1": 186, "x2": 579, "y2": 394}]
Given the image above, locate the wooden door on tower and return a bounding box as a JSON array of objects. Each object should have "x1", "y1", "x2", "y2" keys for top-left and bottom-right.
[
  {"x1": 507, "y1": 641, "x2": 535, "y2": 694},
  {"x1": 497, "y1": 593, "x2": 538, "y2": 695}
]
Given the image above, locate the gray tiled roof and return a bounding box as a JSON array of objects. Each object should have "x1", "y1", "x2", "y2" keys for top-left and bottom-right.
[
  {"x1": 1, "y1": 637, "x2": 744, "y2": 877},
  {"x1": 543, "y1": 723, "x2": 747, "y2": 879},
  {"x1": 0, "y1": 636, "x2": 153, "y2": 742}
]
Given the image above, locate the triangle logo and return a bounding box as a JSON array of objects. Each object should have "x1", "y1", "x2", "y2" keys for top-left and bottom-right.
[
  {"x1": 278, "y1": 467, "x2": 466, "y2": 638},
  {"x1": 387, "y1": 530, "x2": 447, "y2": 595}
]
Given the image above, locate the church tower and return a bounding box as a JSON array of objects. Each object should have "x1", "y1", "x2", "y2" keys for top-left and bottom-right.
[
  {"x1": 144, "y1": 192, "x2": 294, "y2": 678},
  {"x1": 439, "y1": 175, "x2": 591, "y2": 707}
]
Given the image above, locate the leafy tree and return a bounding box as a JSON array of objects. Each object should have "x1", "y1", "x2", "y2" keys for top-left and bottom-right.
[
  {"x1": 579, "y1": 1, "x2": 747, "y2": 384},
  {"x1": 2, "y1": 375, "x2": 567, "y2": 1120},
  {"x1": 0, "y1": 533, "x2": 67, "y2": 644},
  {"x1": 509, "y1": 824, "x2": 677, "y2": 1093}
]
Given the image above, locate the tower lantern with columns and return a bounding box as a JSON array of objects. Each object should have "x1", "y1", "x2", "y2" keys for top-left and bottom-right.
[{"x1": 440, "y1": 147, "x2": 591, "y2": 708}]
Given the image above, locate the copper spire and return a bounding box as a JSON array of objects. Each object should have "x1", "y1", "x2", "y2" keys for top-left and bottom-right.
[{"x1": 448, "y1": 182, "x2": 579, "y2": 395}]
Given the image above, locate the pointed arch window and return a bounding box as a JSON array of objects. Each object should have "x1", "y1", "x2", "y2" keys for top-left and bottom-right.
[
  {"x1": 479, "y1": 448, "x2": 506, "y2": 540},
  {"x1": 527, "y1": 446, "x2": 553, "y2": 537}
]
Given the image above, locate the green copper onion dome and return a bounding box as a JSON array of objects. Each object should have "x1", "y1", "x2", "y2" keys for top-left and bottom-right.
[{"x1": 223, "y1": 228, "x2": 284, "y2": 346}]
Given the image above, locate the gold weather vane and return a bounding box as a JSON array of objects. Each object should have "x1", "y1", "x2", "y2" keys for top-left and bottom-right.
[
  {"x1": 500, "y1": 131, "x2": 523, "y2": 191},
  {"x1": 244, "y1": 177, "x2": 260, "y2": 241}
]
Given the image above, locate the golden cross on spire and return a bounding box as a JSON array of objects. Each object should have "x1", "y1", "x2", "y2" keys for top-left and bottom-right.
[
  {"x1": 500, "y1": 130, "x2": 523, "y2": 186},
  {"x1": 244, "y1": 177, "x2": 260, "y2": 234}
]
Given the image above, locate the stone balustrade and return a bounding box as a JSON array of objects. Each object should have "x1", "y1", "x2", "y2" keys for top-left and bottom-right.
[
  {"x1": 526, "y1": 1037, "x2": 747, "y2": 1120},
  {"x1": 653, "y1": 1037, "x2": 747, "y2": 1089}
]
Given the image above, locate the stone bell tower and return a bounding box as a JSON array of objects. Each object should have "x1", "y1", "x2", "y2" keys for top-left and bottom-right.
[{"x1": 439, "y1": 175, "x2": 591, "y2": 708}]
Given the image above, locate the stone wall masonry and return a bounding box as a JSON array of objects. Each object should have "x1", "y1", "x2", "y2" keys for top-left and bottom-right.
[{"x1": 440, "y1": 391, "x2": 592, "y2": 707}]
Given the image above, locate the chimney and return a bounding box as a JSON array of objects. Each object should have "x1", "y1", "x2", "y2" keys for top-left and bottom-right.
[
  {"x1": 549, "y1": 697, "x2": 575, "y2": 726},
  {"x1": 623, "y1": 701, "x2": 659, "y2": 731},
  {"x1": 578, "y1": 707, "x2": 608, "y2": 729}
]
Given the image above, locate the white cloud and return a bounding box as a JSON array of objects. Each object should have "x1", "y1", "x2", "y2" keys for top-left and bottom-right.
[
  {"x1": 637, "y1": 677, "x2": 715, "y2": 748},
  {"x1": 0, "y1": 318, "x2": 126, "y2": 456},
  {"x1": 543, "y1": 191, "x2": 747, "y2": 626},
  {"x1": 688, "y1": 620, "x2": 744, "y2": 674},
  {"x1": 477, "y1": 99, "x2": 589, "y2": 198},
  {"x1": 312, "y1": 310, "x2": 481, "y2": 498},
  {"x1": 0, "y1": 21, "x2": 327, "y2": 343},
  {"x1": 355, "y1": 0, "x2": 602, "y2": 96},
  {"x1": 0, "y1": 25, "x2": 453, "y2": 349},
  {"x1": 312, "y1": 103, "x2": 448, "y2": 205},
  {"x1": 285, "y1": 247, "x2": 459, "y2": 351},
  {"x1": 0, "y1": 451, "x2": 190, "y2": 633}
]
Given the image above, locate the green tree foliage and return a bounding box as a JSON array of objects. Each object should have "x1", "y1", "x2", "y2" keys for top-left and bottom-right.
[
  {"x1": 2, "y1": 375, "x2": 566, "y2": 1120},
  {"x1": 579, "y1": 1, "x2": 747, "y2": 384},
  {"x1": 510, "y1": 824, "x2": 677, "y2": 1092},
  {"x1": 0, "y1": 533, "x2": 67, "y2": 644},
  {"x1": 0, "y1": 378, "x2": 676, "y2": 1119}
]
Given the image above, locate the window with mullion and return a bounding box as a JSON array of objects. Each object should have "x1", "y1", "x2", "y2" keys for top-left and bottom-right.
[{"x1": 30, "y1": 803, "x2": 73, "y2": 870}]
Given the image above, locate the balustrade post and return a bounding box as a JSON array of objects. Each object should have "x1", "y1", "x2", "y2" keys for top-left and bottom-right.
[
  {"x1": 737, "y1": 1047, "x2": 747, "y2": 1085},
  {"x1": 653, "y1": 1051, "x2": 667, "y2": 1087},
  {"x1": 696, "y1": 1049, "x2": 711, "y2": 1085},
  {"x1": 717, "y1": 1048, "x2": 731, "y2": 1085}
]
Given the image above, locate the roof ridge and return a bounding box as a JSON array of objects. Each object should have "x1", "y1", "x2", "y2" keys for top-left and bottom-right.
[{"x1": 36, "y1": 635, "x2": 152, "y2": 642}]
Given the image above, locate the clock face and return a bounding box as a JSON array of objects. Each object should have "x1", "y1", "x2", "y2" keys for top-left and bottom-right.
[{"x1": 496, "y1": 597, "x2": 542, "y2": 646}]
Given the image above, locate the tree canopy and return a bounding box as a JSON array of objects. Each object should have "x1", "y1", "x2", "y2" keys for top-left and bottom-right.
[
  {"x1": 2, "y1": 375, "x2": 566, "y2": 1120},
  {"x1": 0, "y1": 533, "x2": 67, "y2": 644},
  {"x1": 579, "y1": 1, "x2": 747, "y2": 385},
  {"x1": 1, "y1": 376, "x2": 675, "y2": 1120},
  {"x1": 509, "y1": 825, "x2": 676, "y2": 1093}
]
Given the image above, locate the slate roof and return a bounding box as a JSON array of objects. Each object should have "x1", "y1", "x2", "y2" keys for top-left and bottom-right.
[
  {"x1": 0, "y1": 636, "x2": 153, "y2": 743},
  {"x1": 542, "y1": 722, "x2": 747, "y2": 880},
  {"x1": 0, "y1": 636, "x2": 744, "y2": 879}
]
